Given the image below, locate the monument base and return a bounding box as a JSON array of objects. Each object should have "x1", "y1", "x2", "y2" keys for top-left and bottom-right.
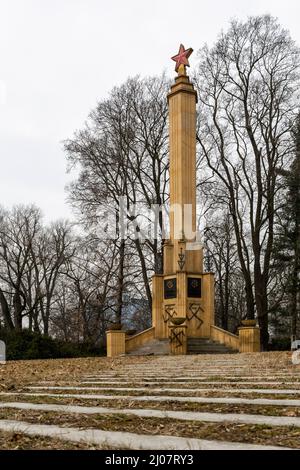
[{"x1": 152, "y1": 271, "x2": 214, "y2": 340}]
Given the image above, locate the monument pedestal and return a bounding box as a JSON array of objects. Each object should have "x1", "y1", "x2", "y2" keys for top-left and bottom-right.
[{"x1": 152, "y1": 270, "x2": 214, "y2": 340}]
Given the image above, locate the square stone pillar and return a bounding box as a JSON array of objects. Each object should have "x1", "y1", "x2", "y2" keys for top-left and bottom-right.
[
  {"x1": 238, "y1": 326, "x2": 261, "y2": 352},
  {"x1": 163, "y1": 241, "x2": 174, "y2": 275},
  {"x1": 106, "y1": 330, "x2": 126, "y2": 357},
  {"x1": 169, "y1": 324, "x2": 187, "y2": 355},
  {"x1": 201, "y1": 273, "x2": 215, "y2": 336},
  {"x1": 152, "y1": 274, "x2": 164, "y2": 339},
  {"x1": 176, "y1": 272, "x2": 188, "y2": 318}
]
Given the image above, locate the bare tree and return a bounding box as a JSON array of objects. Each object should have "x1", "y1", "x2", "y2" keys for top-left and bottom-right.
[
  {"x1": 205, "y1": 211, "x2": 246, "y2": 332},
  {"x1": 195, "y1": 15, "x2": 300, "y2": 348},
  {"x1": 64, "y1": 75, "x2": 169, "y2": 318},
  {"x1": 31, "y1": 221, "x2": 75, "y2": 335},
  {"x1": 0, "y1": 205, "x2": 42, "y2": 330},
  {"x1": 61, "y1": 237, "x2": 117, "y2": 342}
]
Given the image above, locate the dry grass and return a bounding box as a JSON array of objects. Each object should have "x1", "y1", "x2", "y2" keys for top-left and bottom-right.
[
  {"x1": 7, "y1": 388, "x2": 300, "y2": 400},
  {"x1": 0, "y1": 408, "x2": 299, "y2": 449},
  {"x1": 0, "y1": 352, "x2": 300, "y2": 450},
  {"x1": 0, "y1": 352, "x2": 298, "y2": 390},
  {"x1": 0, "y1": 356, "x2": 158, "y2": 389},
  {"x1": 0, "y1": 429, "x2": 105, "y2": 450},
  {"x1": 2, "y1": 393, "x2": 300, "y2": 416}
]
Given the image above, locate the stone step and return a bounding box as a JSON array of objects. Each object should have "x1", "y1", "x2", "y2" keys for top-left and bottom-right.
[
  {"x1": 0, "y1": 419, "x2": 290, "y2": 450},
  {"x1": 188, "y1": 339, "x2": 228, "y2": 345},
  {"x1": 188, "y1": 347, "x2": 235, "y2": 354},
  {"x1": 5, "y1": 391, "x2": 300, "y2": 407},
  {"x1": 127, "y1": 337, "x2": 237, "y2": 355},
  {"x1": 188, "y1": 346, "x2": 228, "y2": 349},
  {"x1": 3, "y1": 401, "x2": 300, "y2": 428},
  {"x1": 187, "y1": 337, "x2": 237, "y2": 355},
  {"x1": 127, "y1": 339, "x2": 169, "y2": 356}
]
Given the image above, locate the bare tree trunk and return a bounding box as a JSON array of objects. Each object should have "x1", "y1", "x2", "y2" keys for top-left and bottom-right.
[
  {"x1": 115, "y1": 239, "x2": 125, "y2": 326},
  {"x1": 43, "y1": 311, "x2": 49, "y2": 336},
  {"x1": 223, "y1": 256, "x2": 230, "y2": 331},
  {"x1": 13, "y1": 292, "x2": 24, "y2": 331},
  {"x1": 291, "y1": 257, "x2": 299, "y2": 338},
  {"x1": 254, "y1": 272, "x2": 269, "y2": 349},
  {"x1": 0, "y1": 288, "x2": 14, "y2": 330},
  {"x1": 291, "y1": 194, "x2": 300, "y2": 337},
  {"x1": 134, "y1": 238, "x2": 152, "y2": 310}
]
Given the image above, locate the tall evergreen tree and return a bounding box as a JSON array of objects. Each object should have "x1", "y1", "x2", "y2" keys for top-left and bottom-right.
[{"x1": 274, "y1": 115, "x2": 300, "y2": 338}]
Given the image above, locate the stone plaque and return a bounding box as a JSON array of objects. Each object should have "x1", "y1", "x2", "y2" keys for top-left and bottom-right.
[
  {"x1": 0, "y1": 340, "x2": 6, "y2": 364},
  {"x1": 187, "y1": 277, "x2": 201, "y2": 298},
  {"x1": 164, "y1": 278, "x2": 177, "y2": 299}
]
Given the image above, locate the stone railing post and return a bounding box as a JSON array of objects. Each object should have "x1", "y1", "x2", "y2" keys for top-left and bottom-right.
[
  {"x1": 106, "y1": 330, "x2": 126, "y2": 357},
  {"x1": 169, "y1": 324, "x2": 187, "y2": 355},
  {"x1": 238, "y1": 321, "x2": 261, "y2": 352}
]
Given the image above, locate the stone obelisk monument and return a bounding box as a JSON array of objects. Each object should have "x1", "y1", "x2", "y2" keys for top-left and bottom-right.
[
  {"x1": 107, "y1": 46, "x2": 260, "y2": 356},
  {"x1": 152, "y1": 45, "x2": 214, "y2": 342}
]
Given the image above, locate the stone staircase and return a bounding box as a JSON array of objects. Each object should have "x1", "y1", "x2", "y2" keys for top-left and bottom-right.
[
  {"x1": 187, "y1": 337, "x2": 238, "y2": 354},
  {"x1": 126, "y1": 339, "x2": 169, "y2": 356},
  {"x1": 127, "y1": 337, "x2": 237, "y2": 355}
]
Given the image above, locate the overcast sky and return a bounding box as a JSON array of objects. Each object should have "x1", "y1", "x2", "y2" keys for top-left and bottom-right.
[{"x1": 0, "y1": 0, "x2": 299, "y2": 223}]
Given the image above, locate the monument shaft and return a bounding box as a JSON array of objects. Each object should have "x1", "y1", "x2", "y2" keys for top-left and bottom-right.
[
  {"x1": 168, "y1": 73, "x2": 197, "y2": 244},
  {"x1": 164, "y1": 72, "x2": 203, "y2": 275},
  {"x1": 152, "y1": 61, "x2": 214, "y2": 341}
]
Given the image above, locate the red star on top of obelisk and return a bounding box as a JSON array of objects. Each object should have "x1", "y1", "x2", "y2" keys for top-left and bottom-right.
[{"x1": 171, "y1": 44, "x2": 193, "y2": 73}]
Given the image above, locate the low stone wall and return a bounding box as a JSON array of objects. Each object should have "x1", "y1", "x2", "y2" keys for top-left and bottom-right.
[
  {"x1": 107, "y1": 323, "x2": 260, "y2": 357},
  {"x1": 125, "y1": 327, "x2": 155, "y2": 353},
  {"x1": 210, "y1": 325, "x2": 239, "y2": 351}
]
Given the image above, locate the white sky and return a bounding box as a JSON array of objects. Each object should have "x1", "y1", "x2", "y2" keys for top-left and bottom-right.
[{"x1": 0, "y1": 0, "x2": 299, "y2": 223}]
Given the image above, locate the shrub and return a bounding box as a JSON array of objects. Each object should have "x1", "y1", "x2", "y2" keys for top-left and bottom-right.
[
  {"x1": 268, "y1": 336, "x2": 291, "y2": 351},
  {"x1": 0, "y1": 329, "x2": 104, "y2": 360}
]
